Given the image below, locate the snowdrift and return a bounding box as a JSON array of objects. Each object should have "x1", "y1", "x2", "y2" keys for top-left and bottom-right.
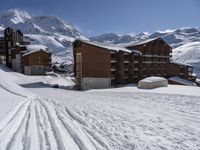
[{"x1": 138, "y1": 77, "x2": 168, "y2": 89}]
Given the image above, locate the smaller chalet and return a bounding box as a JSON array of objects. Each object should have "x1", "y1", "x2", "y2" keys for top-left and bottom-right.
[
  {"x1": 22, "y1": 45, "x2": 52, "y2": 75},
  {"x1": 12, "y1": 44, "x2": 51, "y2": 75}
]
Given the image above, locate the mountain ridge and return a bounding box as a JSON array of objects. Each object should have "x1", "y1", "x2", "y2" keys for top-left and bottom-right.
[{"x1": 0, "y1": 9, "x2": 88, "y2": 64}]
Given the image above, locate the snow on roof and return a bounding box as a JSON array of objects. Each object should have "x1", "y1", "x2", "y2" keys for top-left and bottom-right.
[
  {"x1": 140, "y1": 76, "x2": 167, "y2": 83},
  {"x1": 76, "y1": 39, "x2": 141, "y2": 54},
  {"x1": 126, "y1": 38, "x2": 159, "y2": 47},
  {"x1": 126, "y1": 37, "x2": 171, "y2": 49},
  {"x1": 171, "y1": 61, "x2": 193, "y2": 67},
  {"x1": 26, "y1": 45, "x2": 48, "y2": 51},
  {"x1": 169, "y1": 76, "x2": 197, "y2": 86},
  {"x1": 22, "y1": 44, "x2": 51, "y2": 57}
]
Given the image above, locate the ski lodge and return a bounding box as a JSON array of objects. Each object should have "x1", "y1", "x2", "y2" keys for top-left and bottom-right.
[{"x1": 73, "y1": 38, "x2": 197, "y2": 90}]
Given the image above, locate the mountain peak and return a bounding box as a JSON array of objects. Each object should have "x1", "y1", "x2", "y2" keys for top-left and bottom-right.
[{"x1": 1, "y1": 9, "x2": 31, "y2": 24}]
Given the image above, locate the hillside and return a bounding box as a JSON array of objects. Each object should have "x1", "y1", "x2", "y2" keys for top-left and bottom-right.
[
  {"x1": 0, "y1": 9, "x2": 88, "y2": 64},
  {"x1": 173, "y1": 42, "x2": 200, "y2": 78}
]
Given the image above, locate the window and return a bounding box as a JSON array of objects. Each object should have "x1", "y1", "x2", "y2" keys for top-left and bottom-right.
[
  {"x1": 8, "y1": 42, "x2": 11, "y2": 47},
  {"x1": 188, "y1": 67, "x2": 193, "y2": 72},
  {"x1": 134, "y1": 64, "x2": 138, "y2": 67}
]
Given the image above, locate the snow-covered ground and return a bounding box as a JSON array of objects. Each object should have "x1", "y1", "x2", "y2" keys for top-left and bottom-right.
[{"x1": 0, "y1": 65, "x2": 200, "y2": 150}]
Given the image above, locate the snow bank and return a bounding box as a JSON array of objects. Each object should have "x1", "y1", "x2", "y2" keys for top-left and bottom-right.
[
  {"x1": 0, "y1": 67, "x2": 35, "y2": 98},
  {"x1": 90, "y1": 84, "x2": 200, "y2": 97},
  {"x1": 138, "y1": 77, "x2": 168, "y2": 89},
  {"x1": 45, "y1": 77, "x2": 74, "y2": 87}
]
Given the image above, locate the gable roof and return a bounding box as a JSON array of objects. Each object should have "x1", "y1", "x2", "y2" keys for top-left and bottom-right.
[
  {"x1": 73, "y1": 39, "x2": 141, "y2": 55},
  {"x1": 22, "y1": 44, "x2": 51, "y2": 57},
  {"x1": 126, "y1": 37, "x2": 172, "y2": 49}
]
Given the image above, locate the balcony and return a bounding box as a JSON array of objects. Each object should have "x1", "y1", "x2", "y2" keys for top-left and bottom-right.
[
  {"x1": 124, "y1": 76, "x2": 128, "y2": 79},
  {"x1": 124, "y1": 68, "x2": 128, "y2": 71},
  {"x1": 110, "y1": 60, "x2": 117, "y2": 63},
  {"x1": 143, "y1": 61, "x2": 152, "y2": 64},
  {"x1": 124, "y1": 60, "x2": 130, "y2": 63},
  {"x1": 110, "y1": 51, "x2": 116, "y2": 54},
  {"x1": 111, "y1": 68, "x2": 116, "y2": 72}
]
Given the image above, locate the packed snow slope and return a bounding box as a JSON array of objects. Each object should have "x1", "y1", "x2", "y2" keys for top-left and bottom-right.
[
  {"x1": 173, "y1": 41, "x2": 200, "y2": 78},
  {"x1": 0, "y1": 9, "x2": 88, "y2": 64},
  {"x1": 0, "y1": 65, "x2": 200, "y2": 150}
]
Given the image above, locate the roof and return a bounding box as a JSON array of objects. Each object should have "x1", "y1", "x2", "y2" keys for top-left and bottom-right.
[
  {"x1": 126, "y1": 37, "x2": 171, "y2": 49},
  {"x1": 170, "y1": 61, "x2": 193, "y2": 67},
  {"x1": 169, "y1": 76, "x2": 197, "y2": 86},
  {"x1": 22, "y1": 44, "x2": 51, "y2": 57},
  {"x1": 74, "y1": 39, "x2": 141, "y2": 55}
]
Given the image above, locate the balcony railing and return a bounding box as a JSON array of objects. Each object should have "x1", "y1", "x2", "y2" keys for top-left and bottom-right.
[
  {"x1": 110, "y1": 60, "x2": 117, "y2": 63},
  {"x1": 111, "y1": 68, "x2": 116, "y2": 71},
  {"x1": 124, "y1": 60, "x2": 130, "y2": 63}
]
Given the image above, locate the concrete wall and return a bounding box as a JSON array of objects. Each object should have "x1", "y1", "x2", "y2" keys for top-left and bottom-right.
[
  {"x1": 12, "y1": 54, "x2": 22, "y2": 73},
  {"x1": 82, "y1": 78, "x2": 111, "y2": 90},
  {"x1": 24, "y1": 66, "x2": 31, "y2": 75},
  {"x1": 24, "y1": 66, "x2": 50, "y2": 75}
]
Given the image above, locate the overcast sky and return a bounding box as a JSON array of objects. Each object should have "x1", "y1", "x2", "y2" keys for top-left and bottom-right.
[{"x1": 0, "y1": 0, "x2": 200, "y2": 36}]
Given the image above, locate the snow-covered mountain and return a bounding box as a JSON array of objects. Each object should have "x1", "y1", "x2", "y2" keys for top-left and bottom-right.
[
  {"x1": 91, "y1": 28, "x2": 200, "y2": 78},
  {"x1": 0, "y1": 9, "x2": 88, "y2": 64},
  {"x1": 173, "y1": 42, "x2": 200, "y2": 78},
  {"x1": 90, "y1": 32, "x2": 149, "y2": 44},
  {"x1": 90, "y1": 28, "x2": 200, "y2": 48}
]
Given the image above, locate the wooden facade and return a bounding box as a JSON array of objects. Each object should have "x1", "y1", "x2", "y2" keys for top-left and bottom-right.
[
  {"x1": 73, "y1": 40, "x2": 141, "y2": 89},
  {"x1": 0, "y1": 37, "x2": 6, "y2": 64},
  {"x1": 22, "y1": 50, "x2": 51, "y2": 75},
  {"x1": 23, "y1": 51, "x2": 51, "y2": 66},
  {"x1": 4, "y1": 27, "x2": 23, "y2": 67},
  {"x1": 73, "y1": 38, "x2": 196, "y2": 89},
  {"x1": 126, "y1": 38, "x2": 171, "y2": 79},
  {"x1": 74, "y1": 41, "x2": 111, "y2": 78}
]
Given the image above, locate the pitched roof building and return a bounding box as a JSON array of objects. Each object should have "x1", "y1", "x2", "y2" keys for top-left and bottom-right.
[{"x1": 73, "y1": 38, "x2": 196, "y2": 90}]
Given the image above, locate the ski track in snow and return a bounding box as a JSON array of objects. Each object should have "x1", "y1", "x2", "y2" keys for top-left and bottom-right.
[
  {"x1": 29, "y1": 88, "x2": 200, "y2": 150},
  {"x1": 0, "y1": 95, "x2": 105, "y2": 150}
]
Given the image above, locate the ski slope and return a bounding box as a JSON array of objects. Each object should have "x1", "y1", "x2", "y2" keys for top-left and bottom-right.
[{"x1": 0, "y1": 66, "x2": 200, "y2": 150}]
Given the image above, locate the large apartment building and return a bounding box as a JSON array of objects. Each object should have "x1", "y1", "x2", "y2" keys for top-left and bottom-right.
[
  {"x1": 73, "y1": 38, "x2": 196, "y2": 90},
  {"x1": 0, "y1": 37, "x2": 6, "y2": 64},
  {"x1": 4, "y1": 27, "x2": 23, "y2": 67}
]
